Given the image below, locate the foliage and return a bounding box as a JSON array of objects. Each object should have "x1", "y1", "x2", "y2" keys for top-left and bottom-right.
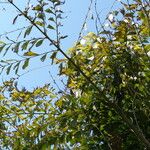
[
  {"x1": 0, "y1": 80, "x2": 58, "y2": 149},
  {"x1": 0, "y1": 0, "x2": 150, "y2": 149},
  {"x1": 0, "y1": 0, "x2": 65, "y2": 74}
]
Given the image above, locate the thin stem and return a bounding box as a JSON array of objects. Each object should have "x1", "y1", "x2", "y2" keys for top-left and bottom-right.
[{"x1": 77, "y1": 0, "x2": 94, "y2": 42}]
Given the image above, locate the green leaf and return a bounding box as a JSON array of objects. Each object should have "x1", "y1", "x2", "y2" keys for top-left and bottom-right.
[
  {"x1": 0, "y1": 44, "x2": 5, "y2": 53},
  {"x1": 13, "y1": 15, "x2": 19, "y2": 24},
  {"x1": 40, "y1": 54, "x2": 47, "y2": 62},
  {"x1": 24, "y1": 26, "x2": 33, "y2": 38},
  {"x1": 6, "y1": 65, "x2": 12, "y2": 75},
  {"x1": 13, "y1": 43, "x2": 20, "y2": 53},
  {"x1": 33, "y1": 5, "x2": 43, "y2": 11},
  {"x1": 22, "y1": 41, "x2": 30, "y2": 50},
  {"x1": 50, "y1": 51, "x2": 57, "y2": 64},
  {"x1": 45, "y1": 8, "x2": 53, "y2": 14},
  {"x1": 37, "y1": 13, "x2": 45, "y2": 19},
  {"x1": 48, "y1": 17, "x2": 55, "y2": 22},
  {"x1": 35, "y1": 39, "x2": 44, "y2": 47},
  {"x1": 35, "y1": 21, "x2": 44, "y2": 27},
  {"x1": 0, "y1": 41, "x2": 5, "y2": 45},
  {"x1": 60, "y1": 35, "x2": 68, "y2": 40},
  {"x1": 47, "y1": 25, "x2": 55, "y2": 30},
  {"x1": 13, "y1": 62, "x2": 20, "y2": 74},
  {"x1": 22, "y1": 58, "x2": 30, "y2": 69},
  {"x1": 3, "y1": 45, "x2": 11, "y2": 56}
]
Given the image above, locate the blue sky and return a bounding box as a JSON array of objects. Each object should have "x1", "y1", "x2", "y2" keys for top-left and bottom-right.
[{"x1": 0, "y1": 0, "x2": 121, "y2": 90}]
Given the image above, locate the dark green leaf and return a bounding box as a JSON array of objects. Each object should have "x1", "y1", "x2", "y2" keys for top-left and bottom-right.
[
  {"x1": 47, "y1": 25, "x2": 55, "y2": 30},
  {"x1": 40, "y1": 54, "x2": 47, "y2": 62},
  {"x1": 22, "y1": 58, "x2": 30, "y2": 69},
  {"x1": 13, "y1": 42, "x2": 20, "y2": 53},
  {"x1": 35, "y1": 39, "x2": 44, "y2": 47},
  {"x1": 13, "y1": 15, "x2": 19, "y2": 24},
  {"x1": 6, "y1": 65, "x2": 12, "y2": 75},
  {"x1": 45, "y1": 8, "x2": 53, "y2": 14},
  {"x1": 13, "y1": 62, "x2": 20, "y2": 74},
  {"x1": 24, "y1": 26, "x2": 33, "y2": 38},
  {"x1": 48, "y1": 17, "x2": 55, "y2": 22},
  {"x1": 0, "y1": 44, "x2": 5, "y2": 53},
  {"x1": 3, "y1": 45, "x2": 11, "y2": 56},
  {"x1": 50, "y1": 51, "x2": 57, "y2": 64},
  {"x1": 22, "y1": 41, "x2": 30, "y2": 50}
]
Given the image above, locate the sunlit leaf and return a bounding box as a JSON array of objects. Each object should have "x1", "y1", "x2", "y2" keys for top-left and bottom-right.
[
  {"x1": 35, "y1": 21, "x2": 44, "y2": 27},
  {"x1": 24, "y1": 51, "x2": 39, "y2": 57}
]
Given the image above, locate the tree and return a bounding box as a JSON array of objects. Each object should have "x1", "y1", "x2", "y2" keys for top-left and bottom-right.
[{"x1": 0, "y1": 0, "x2": 150, "y2": 149}]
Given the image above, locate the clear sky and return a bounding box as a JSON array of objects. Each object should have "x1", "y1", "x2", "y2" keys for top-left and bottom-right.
[{"x1": 0, "y1": 0, "x2": 121, "y2": 90}]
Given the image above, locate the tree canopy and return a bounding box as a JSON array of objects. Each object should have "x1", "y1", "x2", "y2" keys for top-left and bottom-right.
[{"x1": 0, "y1": 0, "x2": 150, "y2": 149}]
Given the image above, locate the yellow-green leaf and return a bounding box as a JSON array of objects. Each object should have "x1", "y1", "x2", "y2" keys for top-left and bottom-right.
[{"x1": 24, "y1": 51, "x2": 39, "y2": 57}]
